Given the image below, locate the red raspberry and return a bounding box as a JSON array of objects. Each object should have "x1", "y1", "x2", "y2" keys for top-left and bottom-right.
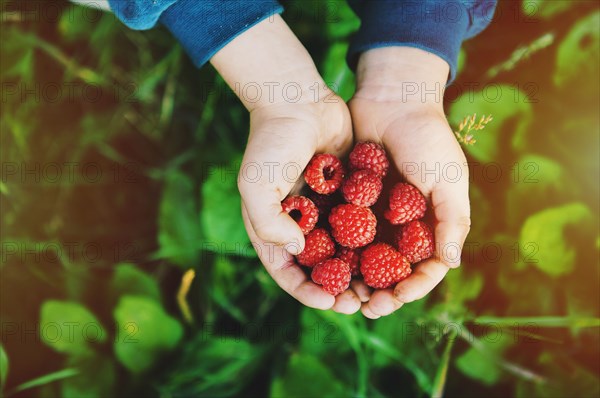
[
  {"x1": 341, "y1": 169, "x2": 383, "y2": 207},
  {"x1": 311, "y1": 258, "x2": 351, "y2": 295},
  {"x1": 360, "y1": 243, "x2": 412, "y2": 289},
  {"x1": 308, "y1": 191, "x2": 343, "y2": 218},
  {"x1": 328, "y1": 204, "x2": 377, "y2": 248},
  {"x1": 281, "y1": 196, "x2": 318, "y2": 235},
  {"x1": 304, "y1": 154, "x2": 345, "y2": 195},
  {"x1": 384, "y1": 183, "x2": 427, "y2": 225},
  {"x1": 396, "y1": 220, "x2": 434, "y2": 263},
  {"x1": 296, "y1": 228, "x2": 335, "y2": 267},
  {"x1": 336, "y1": 247, "x2": 362, "y2": 276},
  {"x1": 348, "y1": 142, "x2": 389, "y2": 178}
]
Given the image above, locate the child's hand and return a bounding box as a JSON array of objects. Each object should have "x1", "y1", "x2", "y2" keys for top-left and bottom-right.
[
  {"x1": 349, "y1": 47, "x2": 471, "y2": 319},
  {"x1": 212, "y1": 16, "x2": 369, "y2": 313},
  {"x1": 240, "y1": 99, "x2": 376, "y2": 313}
]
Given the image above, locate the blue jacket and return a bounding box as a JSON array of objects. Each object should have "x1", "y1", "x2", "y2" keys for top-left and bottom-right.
[{"x1": 107, "y1": 0, "x2": 496, "y2": 82}]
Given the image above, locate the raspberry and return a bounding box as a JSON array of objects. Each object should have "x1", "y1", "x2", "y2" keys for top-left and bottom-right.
[
  {"x1": 329, "y1": 204, "x2": 377, "y2": 249},
  {"x1": 341, "y1": 169, "x2": 383, "y2": 207},
  {"x1": 336, "y1": 247, "x2": 362, "y2": 276},
  {"x1": 348, "y1": 142, "x2": 389, "y2": 178},
  {"x1": 396, "y1": 220, "x2": 434, "y2": 263},
  {"x1": 281, "y1": 196, "x2": 318, "y2": 235},
  {"x1": 308, "y1": 191, "x2": 343, "y2": 218},
  {"x1": 296, "y1": 228, "x2": 335, "y2": 267},
  {"x1": 311, "y1": 258, "x2": 351, "y2": 295},
  {"x1": 304, "y1": 154, "x2": 345, "y2": 195},
  {"x1": 360, "y1": 243, "x2": 412, "y2": 289},
  {"x1": 384, "y1": 183, "x2": 427, "y2": 225}
]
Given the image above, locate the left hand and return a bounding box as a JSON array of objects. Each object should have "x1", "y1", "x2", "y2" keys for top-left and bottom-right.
[
  {"x1": 349, "y1": 47, "x2": 471, "y2": 319},
  {"x1": 210, "y1": 15, "x2": 370, "y2": 314}
]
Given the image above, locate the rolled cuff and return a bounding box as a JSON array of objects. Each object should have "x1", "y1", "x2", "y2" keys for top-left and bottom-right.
[
  {"x1": 348, "y1": 1, "x2": 470, "y2": 83},
  {"x1": 160, "y1": 0, "x2": 283, "y2": 67}
]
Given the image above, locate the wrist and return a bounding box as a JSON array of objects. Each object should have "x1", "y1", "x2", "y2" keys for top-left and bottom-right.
[
  {"x1": 210, "y1": 15, "x2": 327, "y2": 111},
  {"x1": 354, "y1": 47, "x2": 449, "y2": 107}
]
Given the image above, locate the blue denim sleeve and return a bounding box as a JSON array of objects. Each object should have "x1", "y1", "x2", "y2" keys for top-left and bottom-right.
[
  {"x1": 347, "y1": 0, "x2": 497, "y2": 83},
  {"x1": 107, "y1": 0, "x2": 283, "y2": 67}
]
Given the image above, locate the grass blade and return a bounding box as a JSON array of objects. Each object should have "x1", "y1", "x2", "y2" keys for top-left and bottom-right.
[
  {"x1": 431, "y1": 331, "x2": 457, "y2": 398},
  {"x1": 8, "y1": 368, "x2": 79, "y2": 396},
  {"x1": 473, "y1": 316, "x2": 600, "y2": 328}
]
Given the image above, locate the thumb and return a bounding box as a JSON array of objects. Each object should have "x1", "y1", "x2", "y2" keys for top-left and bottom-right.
[
  {"x1": 431, "y1": 177, "x2": 471, "y2": 268},
  {"x1": 238, "y1": 120, "x2": 316, "y2": 253}
]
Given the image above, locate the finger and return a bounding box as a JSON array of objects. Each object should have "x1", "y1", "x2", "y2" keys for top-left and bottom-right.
[
  {"x1": 242, "y1": 204, "x2": 335, "y2": 309},
  {"x1": 367, "y1": 289, "x2": 404, "y2": 316},
  {"x1": 394, "y1": 259, "x2": 450, "y2": 303},
  {"x1": 332, "y1": 289, "x2": 361, "y2": 314},
  {"x1": 241, "y1": 195, "x2": 305, "y2": 255},
  {"x1": 239, "y1": 123, "x2": 315, "y2": 250},
  {"x1": 361, "y1": 303, "x2": 381, "y2": 319},
  {"x1": 350, "y1": 280, "x2": 371, "y2": 302},
  {"x1": 431, "y1": 179, "x2": 471, "y2": 268}
]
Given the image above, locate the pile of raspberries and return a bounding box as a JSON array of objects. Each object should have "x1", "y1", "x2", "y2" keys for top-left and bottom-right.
[{"x1": 282, "y1": 142, "x2": 434, "y2": 296}]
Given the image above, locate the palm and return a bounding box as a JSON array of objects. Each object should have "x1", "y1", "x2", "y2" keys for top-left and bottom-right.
[
  {"x1": 349, "y1": 98, "x2": 471, "y2": 318},
  {"x1": 240, "y1": 98, "x2": 370, "y2": 314}
]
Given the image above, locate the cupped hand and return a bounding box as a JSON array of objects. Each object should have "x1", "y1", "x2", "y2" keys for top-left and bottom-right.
[
  {"x1": 349, "y1": 47, "x2": 471, "y2": 319},
  {"x1": 240, "y1": 98, "x2": 372, "y2": 313},
  {"x1": 211, "y1": 15, "x2": 371, "y2": 313}
]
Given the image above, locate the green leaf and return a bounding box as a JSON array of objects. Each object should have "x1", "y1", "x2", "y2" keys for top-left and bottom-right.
[
  {"x1": 157, "y1": 170, "x2": 202, "y2": 266},
  {"x1": 443, "y1": 268, "x2": 484, "y2": 305},
  {"x1": 456, "y1": 349, "x2": 501, "y2": 385},
  {"x1": 270, "y1": 353, "x2": 349, "y2": 398},
  {"x1": 40, "y1": 301, "x2": 106, "y2": 357},
  {"x1": 505, "y1": 155, "x2": 569, "y2": 228},
  {"x1": 200, "y1": 163, "x2": 254, "y2": 257},
  {"x1": 2, "y1": 47, "x2": 34, "y2": 83},
  {"x1": 321, "y1": 42, "x2": 356, "y2": 101},
  {"x1": 1, "y1": 27, "x2": 35, "y2": 83},
  {"x1": 448, "y1": 85, "x2": 533, "y2": 162},
  {"x1": 325, "y1": 1, "x2": 360, "y2": 39},
  {"x1": 59, "y1": 5, "x2": 91, "y2": 42},
  {"x1": 113, "y1": 295, "x2": 183, "y2": 373},
  {"x1": 519, "y1": 202, "x2": 592, "y2": 276},
  {"x1": 111, "y1": 263, "x2": 161, "y2": 301},
  {"x1": 1, "y1": 344, "x2": 8, "y2": 391},
  {"x1": 554, "y1": 11, "x2": 600, "y2": 92},
  {"x1": 455, "y1": 334, "x2": 512, "y2": 385},
  {"x1": 436, "y1": 268, "x2": 484, "y2": 320}
]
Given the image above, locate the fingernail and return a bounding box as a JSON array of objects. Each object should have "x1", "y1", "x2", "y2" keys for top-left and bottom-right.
[
  {"x1": 439, "y1": 243, "x2": 461, "y2": 267},
  {"x1": 362, "y1": 307, "x2": 380, "y2": 319},
  {"x1": 443, "y1": 255, "x2": 461, "y2": 268}
]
